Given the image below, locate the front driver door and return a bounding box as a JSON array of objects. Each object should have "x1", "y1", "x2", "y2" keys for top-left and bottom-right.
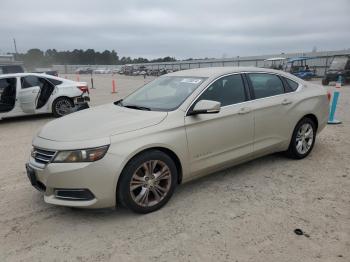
[
  {"x1": 185, "y1": 74, "x2": 254, "y2": 177},
  {"x1": 18, "y1": 76, "x2": 41, "y2": 113}
]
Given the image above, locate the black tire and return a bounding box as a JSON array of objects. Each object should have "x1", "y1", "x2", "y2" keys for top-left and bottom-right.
[
  {"x1": 117, "y1": 150, "x2": 177, "y2": 214},
  {"x1": 52, "y1": 97, "x2": 74, "y2": 117},
  {"x1": 286, "y1": 117, "x2": 316, "y2": 159},
  {"x1": 322, "y1": 78, "x2": 329, "y2": 86}
]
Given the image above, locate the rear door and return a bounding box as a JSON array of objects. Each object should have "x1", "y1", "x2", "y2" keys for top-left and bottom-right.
[
  {"x1": 36, "y1": 78, "x2": 55, "y2": 109},
  {"x1": 18, "y1": 76, "x2": 41, "y2": 113},
  {"x1": 185, "y1": 73, "x2": 254, "y2": 176},
  {"x1": 246, "y1": 73, "x2": 296, "y2": 153}
]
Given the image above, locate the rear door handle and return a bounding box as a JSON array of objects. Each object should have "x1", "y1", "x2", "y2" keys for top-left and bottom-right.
[
  {"x1": 281, "y1": 99, "x2": 292, "y2": 105},
  {"x1": 238, "y1": 107, "x2": 251, "y2": 114}
]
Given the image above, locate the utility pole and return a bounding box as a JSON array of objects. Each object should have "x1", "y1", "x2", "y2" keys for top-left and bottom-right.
[{"x1": 13, "y1": 38, "x2": 18, "y2": 54}]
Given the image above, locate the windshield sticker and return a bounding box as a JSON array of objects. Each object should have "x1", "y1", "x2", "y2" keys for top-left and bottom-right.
[{"x1": 180, "y1": 78, "x2": 202, "y2": 84}]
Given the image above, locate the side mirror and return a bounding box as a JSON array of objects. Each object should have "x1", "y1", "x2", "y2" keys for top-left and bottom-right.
[{"x1": 188, "y1": 100, "x2": 221, "y2": 116}]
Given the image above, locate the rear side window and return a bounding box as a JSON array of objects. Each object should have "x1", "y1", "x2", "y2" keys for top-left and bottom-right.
[
  {"x1": 21, "y1": 76, "x2": 41, "y2": 89},
  {"x1": 198, "y1": 74, "x2": 246, "y2": 106},
  {"x1": 21, "y1": 76, "x2": 54, "y2": 89},
  {"x1": 285, "y1": 78, "x2": 299, "y2": 91},
  {"x1": 248, "y1": 73, "x2": 284, "y2": 99}
]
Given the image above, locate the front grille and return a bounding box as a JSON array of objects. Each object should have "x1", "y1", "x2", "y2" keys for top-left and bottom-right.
[{"x1": 32, "y1": 148, "x2": 56, "y2": 165}]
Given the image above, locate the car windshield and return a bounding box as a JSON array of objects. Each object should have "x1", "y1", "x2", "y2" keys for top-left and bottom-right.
[
  {"x1": 329, "y1": 56, "x2": 348, "y2": 70},
  {"x1": 116, "y1": 76, "x2": 207, "y2": 111}
]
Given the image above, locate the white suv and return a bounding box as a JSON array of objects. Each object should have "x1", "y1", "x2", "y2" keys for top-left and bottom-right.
[{"x1": 0, "y1": 73, "x2": 90, "y2": 119}]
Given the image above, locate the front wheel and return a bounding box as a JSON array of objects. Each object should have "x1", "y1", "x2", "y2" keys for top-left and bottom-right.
[
  {"x1": 117, "y1": 150, "x2": 177, "y2": 213},
  {"x1": 286, "y1": 118, "x2": 316, "y2": 159},
  {"x1": 52, "y1": 97, "x2": 74, "y2": 117}
]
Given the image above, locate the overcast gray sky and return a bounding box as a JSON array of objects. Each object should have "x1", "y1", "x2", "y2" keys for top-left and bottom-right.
[{"x1": 0, "y1": 0, "x2": 349, "y2": 59}]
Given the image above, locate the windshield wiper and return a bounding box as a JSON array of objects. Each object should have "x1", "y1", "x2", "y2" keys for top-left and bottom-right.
[{"x1": 123, "y1": 104, "x2": 151, "y2": 111}]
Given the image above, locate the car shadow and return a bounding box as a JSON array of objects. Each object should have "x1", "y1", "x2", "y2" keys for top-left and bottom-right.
[{"x1": 0, "y1": 113, "x2": 54, "y2": 124}]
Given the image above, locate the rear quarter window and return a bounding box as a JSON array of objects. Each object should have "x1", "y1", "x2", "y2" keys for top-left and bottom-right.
[{"x1": 285, "y1": 78, "x2": 299, "y2": 91}]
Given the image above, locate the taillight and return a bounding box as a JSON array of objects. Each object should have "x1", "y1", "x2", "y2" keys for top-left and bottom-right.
[
  {"x1": 78, "y1": 86, "x2": 89, "y2": 94},
  {"x1": 327, "y1": 91, "x2": 331, "y2": 102}
]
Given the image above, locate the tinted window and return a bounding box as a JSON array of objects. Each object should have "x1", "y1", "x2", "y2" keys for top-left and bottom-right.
[
  {"x1": 0, "y1": 78, "x2": 16, "y2": 95},
  {"x1": 198, "y1": 74, "x2": 246, "y2": 106},
  {"x1": 21, "y1": 76, "x2": 43, "y2": 89},
  {"x1": 248, "y1": 73, "x2": 284, "y2": 99},
  {"x1": 0, "y1": 78, "x2": 16, "y2": 108},
  {"x1": 285, "y1": 78, "x2": 299, "y2": 91}
]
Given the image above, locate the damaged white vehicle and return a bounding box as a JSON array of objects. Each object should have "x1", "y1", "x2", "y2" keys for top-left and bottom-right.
[{"x1": 0, "y1": 73, "x2": 90, "y2": 120}]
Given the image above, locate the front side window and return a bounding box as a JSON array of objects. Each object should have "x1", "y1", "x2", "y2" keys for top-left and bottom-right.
[
  {"x1": 197, "y1": 74, "x2": 246, "y2": 107},
  {"x1": 248, "y1": 73, "x2": 284, "y2": 99},
  {"x1": 118, "y1": 76, "x2": 206, "y2": 111},
  {"x1": 0, "y1": 78, "x2": 16, "y2": 96},
  {"x1": 0, "y1": 78, "x2": 16, "y2": 107}
]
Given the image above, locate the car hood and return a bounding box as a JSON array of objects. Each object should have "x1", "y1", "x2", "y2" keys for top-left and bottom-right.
[{"x1": 38, "y1": 104, "x2": 168, "y2": 142}]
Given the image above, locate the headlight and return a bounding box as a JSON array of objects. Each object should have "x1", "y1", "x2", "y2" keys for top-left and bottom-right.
[{"x1": 52, "y1": 145, "x2": 109, "y2": 163}]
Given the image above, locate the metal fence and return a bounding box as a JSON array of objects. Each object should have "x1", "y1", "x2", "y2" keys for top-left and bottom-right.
[{"x1": 53, "y1": 49, "x2": 350, "y2": 77}]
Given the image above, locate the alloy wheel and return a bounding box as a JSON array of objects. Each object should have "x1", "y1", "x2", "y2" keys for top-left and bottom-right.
[
  {"x1": 55, "y1": 99, "x2": 73, "y2": 116},
  {"x1": 295, "y1": 123, "x2": 314, "y2": 155},
  {"x1": 129, "y1": 160, "x2": 172, "y2": 207}
]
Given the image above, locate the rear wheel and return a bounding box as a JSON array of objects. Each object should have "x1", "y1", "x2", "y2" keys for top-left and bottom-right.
[
  {"x1": 117, "y1": 150, "x2": 177, "y2": 213},
  {"x1": 52, "y1": 97, "x2": 74, "y2": 117},
  {"x1": 286, "y1": 118, "x2": 316, "y2": 159}
]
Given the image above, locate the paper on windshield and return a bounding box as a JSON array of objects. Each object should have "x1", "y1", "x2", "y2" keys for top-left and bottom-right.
[{"x1": 180, "y1": 78, "x2": 202, "y2": 84}]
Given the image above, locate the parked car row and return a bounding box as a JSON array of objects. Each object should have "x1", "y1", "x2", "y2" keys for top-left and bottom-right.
[
  {"x1": 75, "y1": 68, "x2": 120, "y2": 75},
  {"x1": 118, "y1": 67, "x2": 177, "y2": 76}
]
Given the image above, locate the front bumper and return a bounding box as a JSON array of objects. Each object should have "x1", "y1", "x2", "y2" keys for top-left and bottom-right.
[{"x1": 26, "y1": 151, "x2": 123, "y2": 208}]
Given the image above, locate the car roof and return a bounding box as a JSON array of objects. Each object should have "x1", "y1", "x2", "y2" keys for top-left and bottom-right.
[
  {"x1": 166, "y1": 66, "x2": 303, "y2": 81},
  {"x1": 0, "y1": 72, "x2": 68, "y2": 81},
  {"x1": 0, "y1": 73, "x2": 49, "y2": 77}
]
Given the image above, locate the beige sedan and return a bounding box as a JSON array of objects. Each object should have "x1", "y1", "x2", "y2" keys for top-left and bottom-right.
[{"x1": 26, "y1": 67, "x2": 329, "y2": 213}]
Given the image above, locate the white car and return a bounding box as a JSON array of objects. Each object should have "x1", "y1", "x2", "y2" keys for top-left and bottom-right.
[
  {"x1": 0, "y1": 73, "x2": 90, "y2": 119},
  {"x1": 26, "y1": 67, "x2": 328, "y2": 213}
]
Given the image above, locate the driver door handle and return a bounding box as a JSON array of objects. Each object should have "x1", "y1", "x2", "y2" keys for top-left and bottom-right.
[
  {"x1": 238, "y1": 107, "x2": 251, "y2": 115},
  {"x1": 281, "y1": 99, "x2": 292, "y2": 105}
]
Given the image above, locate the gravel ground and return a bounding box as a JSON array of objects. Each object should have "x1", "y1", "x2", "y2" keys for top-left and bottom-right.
[{"x1": 0, "y1": 74, "x2": 349, "y2": 262}]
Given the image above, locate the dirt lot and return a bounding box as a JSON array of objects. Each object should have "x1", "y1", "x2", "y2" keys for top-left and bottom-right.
[{"x1": 0, "y1": 74, "x2": 349, "y2": 262}]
